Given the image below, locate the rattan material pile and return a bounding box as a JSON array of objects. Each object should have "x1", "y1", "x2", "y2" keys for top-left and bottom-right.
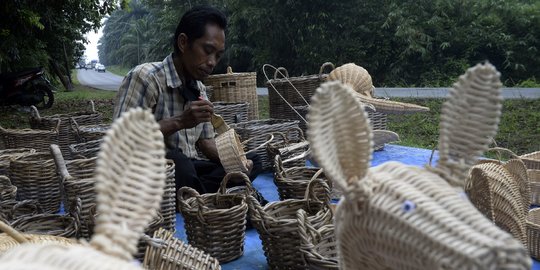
[
  {"x1": 306, "y1": 63, "x2": 531, "y2": 269},
  {"x1": 204, "y1": 66, "x2": 258, "y2": 120}
]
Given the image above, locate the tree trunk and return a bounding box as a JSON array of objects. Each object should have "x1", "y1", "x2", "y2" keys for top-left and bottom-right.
[
  {"x1": 62, "y1": 42, "x2": 74, "y2": 89},
  {"x1": 50, "y1": 61, "x2": 73, "y2": 91}
]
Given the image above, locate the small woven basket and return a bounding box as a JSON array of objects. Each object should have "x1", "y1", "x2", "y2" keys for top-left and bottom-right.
[
  {"x1": 297, "y1": 209, "x2": 338, "y2": 270},
  {"x1": 143, "y1": 228, "x2": 222, "y2": 270},
  {"x1": 0, "y1": 176, "x2": 17, "y2": 201},
  {"x1": 204, "y1": 66, "x2": 258, "y2": 120},
  {"x1": 216, "y1": 129, "x2": 273, "y2": 173},
  {"x1": 9, "y1": 152, "x2": 61, "y2": 213},
  {"x1": 0, "y1": 148, "x2": 35, "y2": 176},
  {"x1": 520, "y1": 151, "x2": 540, "y2": 170},
  {"x1": 247, "y1": 178, "x2": 333, "y2": 270},
  {"x1": 177, "y1": 172, "x2": 249, "y2": 263},
  {"x1": 274, "y1": 156, "x2": 331, "y2": 201},
  {"x1": 71, "y1": 121, "x2": 110, "y2": 143},
  {"x1": 231, "y1": 119, "x2": 301, "y2": 170},
  {"x1": 266, "y1": 128, "x2": 309, "y2": 169},
  {"x1": 0, "y1": 123, "x2": 60, "y2": 153},
  {"x1": 527, "y1": 208, "x2": 540, "y2": 260},
  {"x1": 29, "y1": 102, "x2": 102, "y2": 156},
  {"x1": 213, "y1": 102, "x2": 249, "y2": 125},
  {"x1": 68, "y1": 139, "x2": 102, "y2": 159}
]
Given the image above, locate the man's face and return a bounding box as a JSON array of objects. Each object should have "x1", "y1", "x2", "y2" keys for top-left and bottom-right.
[{"x1": 179, "y1": 23, "x2": 225, "y2": 80}]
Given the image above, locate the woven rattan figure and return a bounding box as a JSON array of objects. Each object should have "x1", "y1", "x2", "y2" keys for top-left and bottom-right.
[
  {"x1": 0, "y1": 107, "x2": 166, "y2": 270},
  {"x1": 307, "y1": 63, "x2": 531, "y2": 269}
]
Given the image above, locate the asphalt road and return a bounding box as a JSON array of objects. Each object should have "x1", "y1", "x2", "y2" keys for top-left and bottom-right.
[
  {"x1": 77, "y1": 68, "x2": 124, "y2": 91},
  {"x1": 77, "y1": 70, "x2": 540, "y2": 99}
]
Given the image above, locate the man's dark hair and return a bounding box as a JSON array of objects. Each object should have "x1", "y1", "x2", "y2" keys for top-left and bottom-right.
[{"x1": 173, "y1": 5, "x2": 227, "y2": 53}]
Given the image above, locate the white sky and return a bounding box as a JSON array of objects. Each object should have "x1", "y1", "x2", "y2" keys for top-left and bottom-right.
[{"x1": 84, "y1": 26, "x2": 103, "y2": 62}]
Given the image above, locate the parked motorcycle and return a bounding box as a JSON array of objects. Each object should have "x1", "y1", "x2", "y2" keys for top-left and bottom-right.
[{"x1": 0, "y1": 67, "x2": 54, "y2": 109}]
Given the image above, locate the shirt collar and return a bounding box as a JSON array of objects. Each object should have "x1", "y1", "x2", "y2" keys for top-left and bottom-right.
[{"x1": 163, "y1": 53, "x2": 183, "y2": 89}]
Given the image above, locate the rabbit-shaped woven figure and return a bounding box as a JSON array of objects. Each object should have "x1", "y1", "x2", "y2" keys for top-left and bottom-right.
[
  {"x1": 0, "y1": 107, "x2": 166, "y2": 270},
  {"x1": 307, "y1": 63, "x2": 531, "y2": 269}
]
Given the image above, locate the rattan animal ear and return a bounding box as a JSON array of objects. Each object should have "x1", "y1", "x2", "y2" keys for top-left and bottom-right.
[
  {"x1": 306, "y1": 80, "x2": 372, "y2": 193},
  {"x1": 328, "y1": 63, "x2": 374, "y2": 97},
  {"x1": 432, "y1": 62, "x2": 503, "y2": 187}
]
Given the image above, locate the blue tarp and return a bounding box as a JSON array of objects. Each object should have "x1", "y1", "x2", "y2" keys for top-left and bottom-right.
[{"x1": 174, "y1": 144, "x2": 540, "y2": 269}]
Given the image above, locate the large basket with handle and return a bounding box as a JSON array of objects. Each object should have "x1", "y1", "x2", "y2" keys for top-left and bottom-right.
[
  {"x1": 0, "y1": 123, "x2": 60, "y2": 153},
  {"x1": 29, "y1": 102, "x2": 102, "y2": 155},
  {"x1": 520, "y1": 151, "x2": 540, "y2": 170},
  {"x1": 177, "y1": 172, "x2": 249, "y2": 263},
  {"x1": 143, "y1": 228, "x2": 221, "y2": 270},
  {"x1": 246, "y1": 177, "x2": 333, "y2": 270},
  {"x1": 204, "y1": 66, "x2": 258, "y2": 120},
  {"x1": 265, "y1": 63, "x2": 334, "y2": 121}
]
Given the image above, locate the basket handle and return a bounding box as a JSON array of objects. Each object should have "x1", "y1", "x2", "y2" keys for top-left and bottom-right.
[
  {"x1": 226, "y1": 66, "x2": 233, "y2": 74},
  {"x1": 218, "y1": 172, "x2": 254, "y2": 195},
  {"x1": 282, "y1": 148, "x2": 310, "y2": 165},
  {"x1": 50, "y1": 144, "x2": 72, "y2": 181},
  {"x1": 273, "y1": 67, "x2": 289, "y2": 79},
  {"x1": 271, "y1": 132, "x2": 289, "y2": 145},
  {"x1": 303, "y1": 171, "x2": 330, "y2": 206},
  {"x1": 68, "y1": 197, "x2": 83, "y2": 237},
  {"x1": 89, "y1": 100, "x2": 96, "y2": 113},
  {"x1": 0, "y1": 175, "x2": 12, "y2": 188},
  {"x1": 30, "y1": 105, "x2": 41, "y2": 120},
  {"x1": 296, "y1": 208, "x2": 321, "y2": 247},
  {"x1": 12, "y1": 200, "x2": 42, "y2": 219},
  {"x1": 177, "y1": 187, "x2": 206, "y2": 222},
  {"x1": 286, "y1": 127, "x2": 305, "y2": 141},
  {"x1": 318, "y1": 62, "x2": 335, "y2": 76},
  {"x1": 244, "y1": 133, "x2": 275, "y2": 155},
  {"x1": 263, "y1": 64, "x2": 308, "y2": 123},
  {"x1": 486, "y1": 147, "x2": 519, "y2": 161},
  {"x1": 0, "y1": 220, "x2": 28, "y2": 244},
  {"x1": 274, "y1": 155, "x2": 285, "y2": 175}
]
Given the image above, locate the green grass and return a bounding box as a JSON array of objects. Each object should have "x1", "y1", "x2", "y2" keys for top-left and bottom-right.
[{"x1": 106, "y1": 65, "x2": 132, "y2": 77}]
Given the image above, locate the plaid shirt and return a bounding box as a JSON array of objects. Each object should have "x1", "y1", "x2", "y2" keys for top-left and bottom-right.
[{"x1": 113, "y1": 53, "x2": 214, "y2": 159}]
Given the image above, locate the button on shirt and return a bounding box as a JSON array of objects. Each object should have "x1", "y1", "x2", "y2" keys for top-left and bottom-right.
[{"x1": 113, "y1": 53, "x2": 214, "y2": 159}]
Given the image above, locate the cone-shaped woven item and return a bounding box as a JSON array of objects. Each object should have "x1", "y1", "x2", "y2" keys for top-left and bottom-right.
[{"x1": 328, "y1": 63, "x2": 374, "y2": 97}]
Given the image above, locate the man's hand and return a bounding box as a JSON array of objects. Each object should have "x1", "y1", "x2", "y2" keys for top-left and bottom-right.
[
  {"x1": 159, "y1": 99, "x2": 214, "y2": 137},
  {"x1": 180, "y1": 99, "x2": 214, "y2": 129}
]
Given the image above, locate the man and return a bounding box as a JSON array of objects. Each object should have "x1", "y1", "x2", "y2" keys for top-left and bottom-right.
[{"x1": 113, "y1": 6, "x2": 260, "y2": 194}]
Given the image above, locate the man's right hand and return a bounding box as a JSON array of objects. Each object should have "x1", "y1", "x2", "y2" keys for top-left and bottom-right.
[{"x1": 159, "y1": 99, "x2": 214, "y2": 137}]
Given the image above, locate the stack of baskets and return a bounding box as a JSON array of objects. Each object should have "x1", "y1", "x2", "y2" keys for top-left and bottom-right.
[
  {"x1": 204, "y1": 66, "x2": 258, "y2": 120},
  {"x1": 231, "y1": 119, "x2": 300, "y2": 170},
  {"x1": 29, "y1": 102, "x2": 102, "y2": 155}
]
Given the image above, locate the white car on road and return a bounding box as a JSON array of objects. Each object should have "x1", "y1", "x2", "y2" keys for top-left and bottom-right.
[{"x1": 95, "y1": 64, "x2": 106, "y2": 73}]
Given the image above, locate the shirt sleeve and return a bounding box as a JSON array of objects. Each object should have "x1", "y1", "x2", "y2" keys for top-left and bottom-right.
[
  {"x1": 113, "y1": 66, "x2": 158, "y2": 119},
  {"x1": 198, "y1": 82, "x2": 215, "y2": 139}
]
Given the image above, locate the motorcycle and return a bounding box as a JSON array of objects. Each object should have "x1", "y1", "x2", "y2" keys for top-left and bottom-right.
[{"x1": 0, "y1": 67, "x2": 55, "y2": 109}]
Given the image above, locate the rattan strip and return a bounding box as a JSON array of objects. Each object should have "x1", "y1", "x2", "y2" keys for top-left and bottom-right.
[
  {"x1": 297, "y1": 209, "x2": 338, "y2": 270},
  {"x1": 9, "y1": 152, "x2": 61, "y2": 213},
  {"x1": 213, "y1": 102, "x2": 249, "y2": 125},
  {"x1": 177, "y1": 173, "x2": 248, "y2": 263},
  {"x1": 266, "y1": 128, "x2": 308, "y2": 169},
  {"x1": 247, "y1": 177, "x2": 332, "y2": 270},
  {"x1": 29, "y1": 104, "x2": 102, "y2": 156},
  {"x1": 204, "y1": 67, "x2": 258, "y2": 120},
  {"x1": 0, "y1": 125, "x2": 60, "y2": 153},
  {"x1": 0, "y1": 148, "x2": 35, "y2": 176},
  {"x1": 69, "y1": 139, "x2": 102, "y2": 159},
  {"x1": 73, "y1": 123, "x2": 110, "y2": 143},
  {"x1": 231, "y1": 119, "x2": 300, "y2": 170},
  {"x1": 143, "y1": 228, "x2": 221, "y2": 270}
]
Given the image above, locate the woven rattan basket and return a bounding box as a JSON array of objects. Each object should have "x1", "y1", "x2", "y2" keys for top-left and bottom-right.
[
  {"x1": 266, "y1": 128, "x2": 309, "y2": 169},
  {"x1": 71, "y1": 121, "x2": 110, "y2": 143},
  {"x1": 0, "y1": 200, "x2": 42, "y2": 223},
  {"x1": 265, "y1": 63, "x2": 334, "y2": 122},
  {"x1": 297, "y1": 209, "x2": 338, "y2": 270},
  {"x1": 9, "y1": 152, "x2": 61, "y2": 213},
  {"x1": 29, "y1": 102, "x2": 102, "y2": 156},
  {"x1": 204, "y1": 66, "x2": 258, "y2": 120},
  {"x1": 143, "y1": 228, "x2": 221, "y2": 270},
  {"x1": 177, "y1": 172, "x2": 248, "y2": 263},
  {"x1": 213, "y1": 102, "x2": 249, "y2": 125},
  {"x1": 0, "y1": 148, "x2": 35, "y2": 176},
  {"x1": 0, "y1": 123, "x2": 60, "y2": 153},
  {"x1": 161, "y1": 160, "x2": 176, "y2": 231},
  {"x1": 274, "y1": 156, "x2": 331, "y2": 201},
  {"x1": 306, "y1": 65, "x2": 531, "y2": 269},
  {"x1": 247, "y1": 177, "x2": 333, "y2": 270},
  {"x1": 530, "y1": 170, "x2": 540, "y2": 206},
  {"x1": 0, "y1": 176, "x2": 17, "y2": 201},
  {"x1": 216, "y1": 128, "x2": 273, "y2": 173},
  {"x1": 231, "y1": 119, "x2": 300, "y2": 170},
  {"x1": 526, "y1": 208, "x2": 540, "y2": 260},
  {"x1": 68, "y1": 139, "x2": 102, "y2": 159},
  {"x1": 521, "y1": 151, "x2": 540, "y2": 170}
]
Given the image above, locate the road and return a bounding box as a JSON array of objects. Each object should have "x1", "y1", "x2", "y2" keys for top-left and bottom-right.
[
  {"x1": 77, "y1": 70, "x2": 540, "y2": 99},
  {"x1": 77, "y1": 68, "x2": 124, "y2": 91}
]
